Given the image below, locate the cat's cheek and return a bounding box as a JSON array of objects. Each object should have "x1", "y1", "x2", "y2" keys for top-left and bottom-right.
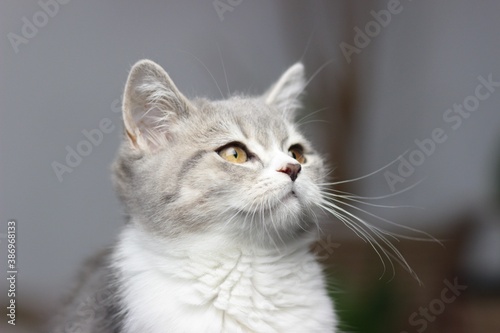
[{"x1": 293, "y1": 180, "x2": 320, "y2": 207}]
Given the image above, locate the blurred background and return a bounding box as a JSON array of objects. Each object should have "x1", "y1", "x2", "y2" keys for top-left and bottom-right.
[{"x1": 1, "y1": 1, "x2": 500, "y2": 332}]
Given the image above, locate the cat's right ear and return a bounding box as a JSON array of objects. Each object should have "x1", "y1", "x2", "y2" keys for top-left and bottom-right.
[{"x1": 122, "y1": 60, "x2": 192, "y2": 152}]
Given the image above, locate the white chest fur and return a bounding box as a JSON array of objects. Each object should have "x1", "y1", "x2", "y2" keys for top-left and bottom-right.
[{"x1": 113, "y1": 226, "x2": 336, "y2": 333}]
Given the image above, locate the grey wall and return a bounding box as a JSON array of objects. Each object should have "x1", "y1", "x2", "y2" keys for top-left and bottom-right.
[
  {"x1": 1, "y1": 0, "x2": 499, "y2": 328},
  {"x1": 352, "y1": 0, "x2": 500, "y2": 227}
]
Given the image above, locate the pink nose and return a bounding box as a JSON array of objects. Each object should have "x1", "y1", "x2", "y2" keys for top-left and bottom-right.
[{"x1": 278, "y1": 163, "x2": 301, "y2": 181}]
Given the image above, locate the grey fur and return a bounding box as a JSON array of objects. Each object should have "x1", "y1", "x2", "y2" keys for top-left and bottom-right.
[
  {"x1": 49, "y1": 60, "x2": 327, "y2": 332},
  {"x1": 47, "y1": 249, "x2": 125, "y2": 333}
]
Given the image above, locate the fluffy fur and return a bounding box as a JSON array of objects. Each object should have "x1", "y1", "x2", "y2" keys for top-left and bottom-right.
[{"x1": 50, "y1": 60, "x2": 337, "y2": 332}]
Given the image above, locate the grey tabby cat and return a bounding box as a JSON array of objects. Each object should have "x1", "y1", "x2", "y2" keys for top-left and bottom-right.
[{"x1": 49, "y1": 60, "x2": 337, "y2": 332}]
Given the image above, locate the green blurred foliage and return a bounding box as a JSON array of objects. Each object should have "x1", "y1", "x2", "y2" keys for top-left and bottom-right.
[{"x1": 328, "y1": 272, "x2": 402, "y2": 333}]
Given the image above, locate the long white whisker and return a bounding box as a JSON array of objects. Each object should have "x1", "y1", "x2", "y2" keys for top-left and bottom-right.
[
  {"x1": 320, "y1": 200, "x2": 419, "y2": 280},
  {"x1": 325, "y1": 150, "x2": 411, "y2": 185},
  {"x1": 281, "y1": 58, "x2": 337, "y2": 117},
  {"x1": 317, "y1": 202, "x2": 389, "y2": 278},
  {"x1": 321, "y1": 191, "x2": 421, "y2": 209},
  {"x1": 320, "y1": 178, "x2": 427, "y2": 201},
  {"x1": 318, "y1": 204, "x2": 367, "y2": 243},
  {"x1": 324, "y1": 193, "x2": 441, "y2": 245},
  {"x1": 306, "y1": 205, "x2": 321, "y2": 236}
]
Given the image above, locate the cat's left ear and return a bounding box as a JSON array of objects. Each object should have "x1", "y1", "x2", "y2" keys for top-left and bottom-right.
[{"x1": 263, "y1": 63, "x2": 306, "y2": 117}]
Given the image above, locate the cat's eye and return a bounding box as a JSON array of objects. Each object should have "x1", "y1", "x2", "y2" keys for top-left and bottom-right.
[
  {"x1": 288, "y1": 145, "x2": 306, "y2": 164},
  {"x1": 218, "y1": 145, "x2": 248, "y2": 164}
]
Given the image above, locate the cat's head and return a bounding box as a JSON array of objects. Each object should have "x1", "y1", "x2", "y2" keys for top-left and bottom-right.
[{"x1": 113, "y1": 60, "x2": 326, "y2": 249}]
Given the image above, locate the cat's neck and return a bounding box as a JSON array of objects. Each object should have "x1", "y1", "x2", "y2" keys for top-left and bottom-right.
[
  {"x1": 112, "y1": 223, "x2": 335, "y2": 332},
  {"x1": 115, "y1": 221, "x2": 316, "y2": 264}
]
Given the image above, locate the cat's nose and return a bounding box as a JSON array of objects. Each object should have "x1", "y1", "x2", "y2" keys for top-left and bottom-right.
[{"x1": 278, "y1": 163, "x2": 301, "y2": 181}]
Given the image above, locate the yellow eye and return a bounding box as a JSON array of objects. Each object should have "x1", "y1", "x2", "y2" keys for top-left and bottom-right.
[
  {"x1": 219, "y1": 146, "x2": 248, "y2": 164},
  {"x1": 289, "y1": 146, "x2": 306, "y2": 164}
]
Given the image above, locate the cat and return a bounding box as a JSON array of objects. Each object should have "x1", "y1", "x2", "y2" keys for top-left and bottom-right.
[{"x1": 49, "y1": 60, "x2": 337, "y2": 333}]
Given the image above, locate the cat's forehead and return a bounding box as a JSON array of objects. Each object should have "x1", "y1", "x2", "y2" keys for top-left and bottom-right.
[{"x1": 192, "y1": 97, "x2": 300, "y2": 149}]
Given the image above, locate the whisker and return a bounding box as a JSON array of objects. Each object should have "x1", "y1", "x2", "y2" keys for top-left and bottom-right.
[
  {"x1": 317, "y1": 202, "x2": 389, "y2": 278},
  {"x1": 321, "y1": 191, "x2": 421, "y2": 210},
  {"x1": 296, "y1": 107, "x2": 329, "y2": 125},
  {"x1": 323, "y1": 193, "x2": 442, "y2": 245},
  {"x1": 281, "y1": 58, "x2": 336, "y2": 117},
  {"x1": 320, "y1": 178, "x2": 426, "y2": 201},
  {"x1": 322, "y1": 150, "x2": 411, "y2": 185},
  {"x1": 298, "y1": 119, "x2": 331, "y2": 127},
  {"x1": 302, "y1": 58, "x2": 336, "y2": 94},
  {"x1": 267, "y1": 197, "x2": 284, "y2": 252},
  {"x1": 179, "y1": 49, "x2": 225, "y2": 99},
  {"x1": 318, "y1": 204, "x2": 367, "y2": 243},
  {"x1": 306, "y1": 205, "x2": 321, "y2": 237},
  {"x1": 217, "y1": 44, "x2": 231, "y2": 98},
  {"x1": 299, "y1": 24, "x2": 317, "y2": 63},
  {"x1": 320, "y1": 200, "x2": 420, "y2": 281}
]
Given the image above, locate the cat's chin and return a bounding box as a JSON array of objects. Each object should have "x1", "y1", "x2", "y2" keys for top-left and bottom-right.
[
  {"x1": 281, "y1": 190, "x2": 299, "y2": 202},
  {"x1": 228, "y1": 210, "x2": 316, "y2": 250},
  {"x1": 247, "y1": 221, "x2": 317, "y2": 251}
]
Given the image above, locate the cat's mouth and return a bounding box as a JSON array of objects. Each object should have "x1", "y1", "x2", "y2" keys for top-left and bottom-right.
[
  {"x1": 289, "y1": 190, "x2": 298, "y2": 199},
  {"x1": 280, "y1": 190, "x2": 299, "y2": 204}
]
